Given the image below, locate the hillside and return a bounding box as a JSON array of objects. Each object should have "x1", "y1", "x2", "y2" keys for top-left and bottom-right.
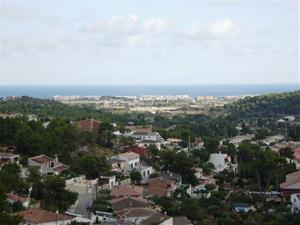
[{"x1": 225, "y1": 90, "x2": 300, "y2": 118}]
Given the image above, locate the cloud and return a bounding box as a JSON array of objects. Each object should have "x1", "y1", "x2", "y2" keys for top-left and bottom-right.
[
  {"x1": 80, "y1": 15, "x2": 170, "y2": 47},
  {"x1": 0, "y1": 5, "x2": 40, "y2": 22},
  {"x1": 144, "y1": 18, "x2": 169, "y2": 33},
  {"x1": 184, "y1": 19, "x2": 240, "y2": 40},
  {"x1": 81, "y1": 14, "x2": 141, "y2": 34},
  {"x1": 1, "y1": 34, "x2": 81, "y2": 57}
]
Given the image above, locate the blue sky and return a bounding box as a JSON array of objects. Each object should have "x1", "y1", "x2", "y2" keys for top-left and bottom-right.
[{"x1": 0, "y1": 0, "x2": 299, "y2": 85}]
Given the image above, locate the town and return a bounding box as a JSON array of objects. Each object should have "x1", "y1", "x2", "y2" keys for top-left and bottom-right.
[
  {"x1": 0, "y1": 91, "x2": 299, "y2": 225},
  {"x1": 51, "y1": 95, "x2": 250, "y2": 115}
]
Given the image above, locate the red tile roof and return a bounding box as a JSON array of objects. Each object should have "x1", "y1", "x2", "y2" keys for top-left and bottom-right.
[
  {"x1": 7, "y1": 194, "x2": 28, "y2": 203},
  {"x1": 73, "y1": 119, "x2": 102, "y2": 134},
  {"x1": 111, "y1": 185, "x2": 144, "y2": 198},
  {"x1": 124, "y1": 146, "x2": 147, "y2": 158},
  {"x1": 52, "y1": 164, "x2": 69, "y2": 172},
  {"x1": 17, "y1": 208, "x2": 74, "y2": 224},
  {"x1": 30, "y1": 155, "x2": 53, "y2": 164}
]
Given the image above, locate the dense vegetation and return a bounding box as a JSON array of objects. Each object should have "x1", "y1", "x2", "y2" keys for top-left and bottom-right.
[{"x1": 225, "y1": 90, "x2": 300, "y2": 118}]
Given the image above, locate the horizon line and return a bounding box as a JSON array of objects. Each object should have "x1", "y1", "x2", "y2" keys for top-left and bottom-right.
[{"x1": 1, "y1": 83, "x2": 299, "y2": 86}]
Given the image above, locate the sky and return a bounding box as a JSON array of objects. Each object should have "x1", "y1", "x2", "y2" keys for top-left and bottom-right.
[{"x1": 0, "y1": 0, "x2": 299, "y2": 85}]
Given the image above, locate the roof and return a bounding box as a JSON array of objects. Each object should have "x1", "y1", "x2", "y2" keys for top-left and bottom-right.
[
  {"x1": 233, "y1": 203, "x2": 251, "y2": 208},
  {"x1": 150, "y1": 173, "x2": 181, "y2": 184},
  {"x1": 140, "y1": 213, "x2": 171, "y2": 225},
  {"x1": 123, "y1": 146, "x2": 147, "y2": 158},
  {"x1": 132, "y1": 132, "x2": 157, "y2": 136},
  {"x1": 52, "y1": 164, "x2": 69, "y2": 172},
  {"x1": 111, "y1": 185, "x2": 143, "y2": 197},
  {"x1": 116, "y1": 152, "x2": 140, "y2": 160},
  {"x1": 293, "y1": 148, "x2": 300, "y2": 161},
  {"x1": 0, "y1": 152, "x2": 19, "y2": 158},
  {"x1": 7, "y1": 194, "x2": 28, "y2": 203},
  {"x1": 109, "y1": 196, "x2": 149, "y2": 210},
  {"x1": 115, "y1": 207, "x2": 158, "y2": 218},
  {"x1": 138, "y1": 140, "x2": 160, "y2": 144},
  {"x1": 107, "y1": 158, "x2": 126, "y2": 164},
  {"x1": 173, "y1": 216, "x2": 192, "y2": 225},
  {"x1": 280, "y1": 170, "x2": 300, "y2": 189},
  {"x1": 96, "y1": 222, "x2": 135, "y2": 225},
  {"x1": 29, "y1": 155, "x2": 53, "y2": 164},
  {"x1": 17, "y1": 208, "x2": 74, "y2": 224},
  {"x1": 73, "y1": 119, "x2": 102, "y2": 133}
]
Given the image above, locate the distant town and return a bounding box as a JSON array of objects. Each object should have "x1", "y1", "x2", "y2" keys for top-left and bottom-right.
[{"x1": 51, "y1": 95, "x2": 255, "y2": 115}]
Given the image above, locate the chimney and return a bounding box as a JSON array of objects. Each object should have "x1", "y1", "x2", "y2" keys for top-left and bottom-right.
[{"x1": 54, "y1": 154, "x2": 58, "y2": 162}]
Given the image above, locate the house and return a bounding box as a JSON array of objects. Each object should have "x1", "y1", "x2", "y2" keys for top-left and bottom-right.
[
  {"x1": 125, "y1": 125, "x2": 153, "y2": 133},
  {"x1": 140, "y1": 214, "x2": 173, "y2": 225},
  {"x1": 116, "y1": 208, "x2": 159, "y2": 225},
  {"x1": 209, "y1": 152, "x2": 235, "y2": 173},
  {"x1": 66, "y1": 176, "x2": 98, "y2": 194},
  {"x1": 233, "y1": 203, "x2": 256, "y2": 213},
  {"x1": 228, "y1": 134, "x2": 254, "y2": 147},
  {"x1": 280, "y1": 170, "x2": 300, "y2": 198},
  {"x1": 173, "y1": 216, "x2": 192, "y2": 225},
  {"x1": 73, "y1": 118, "x2": 102, "y2": 134},
  {"x1": 7, "y1": 194, "x2": 30, "y2": 208},
  {"x1": 17, "y1": 208, "x2": 76, "y2": 225},
  {"x1": 139, "y1": 165, "x2": 154, "y2": 182},
  {"x1": 166, "y1": 138, "x2": 183, "y2": 146},
  {"x1": 123, "y1": 146, "x2": 147, "y2": 159},
  {"x1": 262, "y1": 135, "x2": 285, "y2": 146},
  {"x1": 137, "y1": 140, "x2": 162, "y2": 150},
  {"x1": 107, "y1": 158, "x2": 126, "y2": 172},
  {"x1": 291, "y1": 193, "x2": 300, "y2": 214},
  {"x1": 131, "y1": 132, "x2": 161, "y2": 141},
  {"x1": 112, "y1": 152, "x2": 140, "y2": 171},
  {"x1": 109, "y1": 196, "x2": 149, "y2": 211},
  {"x1": 0, "y1": 152, "x2": 19, "y2": 167},
  {"x1": 95, "y1": 222, "x2": 134, "y2": 225},
  {"x1": 148, "y1": 173, "x2": 182, "y2": 197},
  {"x1": 28, "y1": 154, "x2": 69, "y2": 175},
  {"x1": 110, "y1": 185, "x2": 144, "y2": 198},
  {"x1": 193, "y1": 167, "x2": 215, "y2": 185},
  {"x1": 99, "y1": 175, "x2": 117, "y2": 190}
]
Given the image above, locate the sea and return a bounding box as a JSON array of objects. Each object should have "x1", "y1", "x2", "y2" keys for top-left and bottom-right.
[{"x1": 0, "y1": 84, "x2": 299, "y2": 99}]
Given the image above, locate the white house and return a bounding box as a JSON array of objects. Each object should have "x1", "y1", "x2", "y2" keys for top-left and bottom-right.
[
  {"x1": 139, "y1": 165, "x2": 154, "y2": 182},
  {"x1": 137, "y1": 140, "x2": 162, "y2": 150},
  {"x1": 28, "y1": 154, "x2": 69, "y2": 175},
  {"x1": 209, "y1": 152, "x2": 232, "y2": 173},
  {"x1": 0, "y1": 152, "x2": 19, "y2": 167},
  {"x1": 131, "y1": 131, "x2": 162, "y2": 141},
  {"x1": 112, "y1": 152, "x2": 140, "y2": 171},
  {"x1": 291, "y1": 193, "x2": 300, "y2": 214}
]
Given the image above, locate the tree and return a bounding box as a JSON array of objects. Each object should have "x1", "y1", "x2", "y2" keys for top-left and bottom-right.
[
  {"x1": 27, "y1": 166, "x2": 42, "y2": 184},
  {"x1": 205, "y1": 183, "x2": 216, "y2": 191},
  {"x1": 203, "y1": 137, "x2": 220, "y2": 152},
  {"x1": 0, "y1": 184, "x2": 22, "y2": 225},
  {"x1": 76, "y1": 155, "x2": 109, "y2": 179},
  {"x1": 0, "y1": 164, "x2": 25, "y2": 193},
  {"x1": 41, "y1": 176, "x2": 78, "y2": 212},
  {"x1": 279, "y1": 147, "x2": 294, "y2": 159},
  {"x1": 130, "y1": 169, "x2": 142, "y2": 184},
  {"x1": 181, "y1": 198, "x2": 203, "y2": 223}
]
